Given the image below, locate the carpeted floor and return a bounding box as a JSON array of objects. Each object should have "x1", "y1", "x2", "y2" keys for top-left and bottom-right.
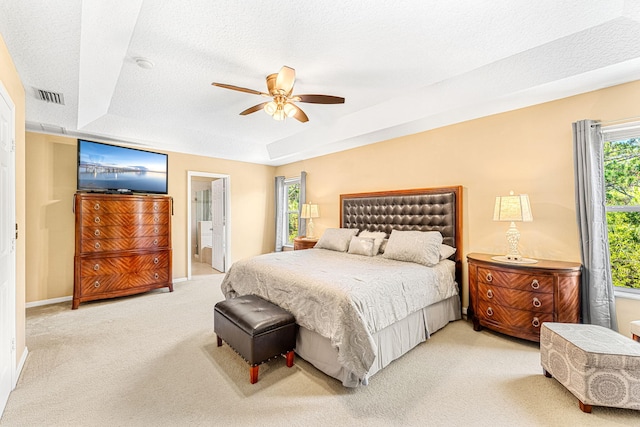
[{"x1": 1, "y1": 273, "x2": 638, "y2": 426}]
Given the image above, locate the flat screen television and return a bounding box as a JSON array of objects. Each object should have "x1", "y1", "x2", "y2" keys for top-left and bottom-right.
[{"x1": 77, "y1": 139, "x2": 168, "y2": 194}]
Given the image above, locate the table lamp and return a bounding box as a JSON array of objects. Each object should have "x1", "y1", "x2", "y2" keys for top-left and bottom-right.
[
  {"x1": 301, "y1": 203, "x2": 319, "y2": 239},
  {"x1": 492, "y1": 191, "x2": 536, "y2": 263}
]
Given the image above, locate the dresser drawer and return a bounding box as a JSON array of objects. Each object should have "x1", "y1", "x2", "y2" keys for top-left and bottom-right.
[
  {"x1": 477, "y1": 299, "x2": 553, "y2": 336},
  {"x1": 80, "y1": 251, "x2": 169, "y2": 276},
  {"x1": 80, "y1": 198, "x2": 169, "y2": 214},
  {"x1": 80, "y1": 224, "x2": 168, "y2": 240},
  {"x1": 81, "y1": 213, "x2": 169, "y2": 227},
  {"x1": 478, "y1": 282, "x2": 554, "y2": 313},
  {"x1": 130, "y1": 269, "x2": 169, "y2": 286},
  {"x1": 80, "y1": 236, "x2": 169, "y2": 253},
  {"x1": 477, "y1": 267, "x2": 553, "y2": 293},
  {"x1": 80, "y1": 273, "x2": 130, "y2": 295}
]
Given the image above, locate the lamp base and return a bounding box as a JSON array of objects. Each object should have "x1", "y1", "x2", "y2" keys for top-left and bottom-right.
[{"x1": 491, "y1": 255, "x2": 538, "y2": 264}]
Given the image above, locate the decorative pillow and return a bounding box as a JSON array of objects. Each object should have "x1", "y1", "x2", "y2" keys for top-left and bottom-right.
[
  {"x1": 382, "y1": 230, "x2": 443, "y2": 266},
  {"x1": 315, "y1": 228, "x2": 359, "y2": 252},
  {"x1": 358, "y1": 230, "x2": 387, "y2": 254},
  {"x1": 440, "y1": 244, "x2": 457, "y2": 260},
  {"x1": 347, "y1": 236, "x2": 377, "y2": 256}
]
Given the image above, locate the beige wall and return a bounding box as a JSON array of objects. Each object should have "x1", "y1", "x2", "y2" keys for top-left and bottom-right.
[
  {"x1": 276, "y1": 80, "x2": 640, "y2": 330},
  {"x1": 25, "y1": 133, "x2": 275, "y2": 302},
  {"x1": 0, "y1": 34, "x2": 26, "y2": 366}
]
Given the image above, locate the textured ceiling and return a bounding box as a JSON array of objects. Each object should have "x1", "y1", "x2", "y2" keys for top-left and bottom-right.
[{"x1": 2, "y1": 1, "x2": 640, "y2": 165}]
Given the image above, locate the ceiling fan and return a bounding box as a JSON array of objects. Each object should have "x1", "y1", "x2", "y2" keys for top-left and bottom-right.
[{"x1": 212, "y1": 66, "x2": 344, "y2": 123}]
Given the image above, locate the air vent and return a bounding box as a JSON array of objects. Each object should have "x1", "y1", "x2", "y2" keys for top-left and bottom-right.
[{"x1": 34, "y1": 88, "x2": 65, "y2": 105}]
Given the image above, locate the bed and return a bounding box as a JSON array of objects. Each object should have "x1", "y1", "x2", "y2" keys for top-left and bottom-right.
[{"x1": 220, "y1": 186, "x2": 463, "y2": 387}]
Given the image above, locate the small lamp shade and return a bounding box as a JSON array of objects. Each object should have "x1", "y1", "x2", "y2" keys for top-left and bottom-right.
[{"x1": 493, "y1": 192, "x2": 533, "y2": 222}]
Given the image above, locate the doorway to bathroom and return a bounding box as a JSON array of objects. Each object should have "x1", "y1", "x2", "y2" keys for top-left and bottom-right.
[{"x1": 187, "y1": 171, "x2": 230, "y2": 279}]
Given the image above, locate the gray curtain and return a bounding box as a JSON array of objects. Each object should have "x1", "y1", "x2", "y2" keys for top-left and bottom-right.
[
  {"x1": 572, "y1": 119, "x2": 618, "y2": 330},
  {"x1": 299, "y1": 171, "x2": 307, "y2": 237},
  {"x1": 274, "y1": 176, "x2": 285, "y2": 252}
]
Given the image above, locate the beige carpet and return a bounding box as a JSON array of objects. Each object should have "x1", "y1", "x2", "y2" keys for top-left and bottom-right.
[{"x1": 1, "y1": 274, "x2": 638, "y2": 427}]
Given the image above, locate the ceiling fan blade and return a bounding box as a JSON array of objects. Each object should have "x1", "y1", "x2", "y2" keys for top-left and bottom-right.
[
  {"x1": 239, "y1": 102, "x2": 269, "y2": 115},
  {"x1": 275, "y1": 66, "x2": 296, "y2": 95},
  {"x1": 293, "y1": 94, "x2": 345, "y2": 104},
  {"x1": 291, "y1": 104, "x2": 309, "y2": 123},
  {"x1": 212, "y1": 83, "x2": 269, "y2": 97}
]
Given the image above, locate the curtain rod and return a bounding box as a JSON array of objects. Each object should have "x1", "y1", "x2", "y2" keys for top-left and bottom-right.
[{"x1": 593, "y1": 116, "x2": 640, "y2": 127}]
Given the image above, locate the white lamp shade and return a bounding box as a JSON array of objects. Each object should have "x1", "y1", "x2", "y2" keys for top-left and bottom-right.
[
  {"x1": 301, "y1": 203, "x2": 319, "y2": 219},
  {"x1": 263, "y1": 101, "x2": 277, "y2": 115},
  {"x1": 493, "y1": 193, "x2": 533, "y2": 222}
]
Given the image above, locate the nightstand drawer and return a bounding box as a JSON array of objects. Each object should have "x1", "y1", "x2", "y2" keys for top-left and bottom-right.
[
  {"x1": 478, "y1": 282, "x2": 554, "y2": 313},
  {"x1": 477, "y1": 267, "x2": 553, "y2": 293},
  {"x1": 477, "y1": 299, "x2": 553, "y2": 336}
]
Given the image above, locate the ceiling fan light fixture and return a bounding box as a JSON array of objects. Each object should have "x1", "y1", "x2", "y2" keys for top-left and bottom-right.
[
  {"x1": 283, "y1": 103, "x2": 296, "y2": 118},
  {"x1": 264, "y1": 101, "x2": 277, "y2": 115},
  {"x1": 273, "y1": 108, "x2": 285, "y2": 121}
]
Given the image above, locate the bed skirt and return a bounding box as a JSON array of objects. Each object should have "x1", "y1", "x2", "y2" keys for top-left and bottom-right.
[{"x1": 295, "y1": 294, "x2": 462, "y2": 387}]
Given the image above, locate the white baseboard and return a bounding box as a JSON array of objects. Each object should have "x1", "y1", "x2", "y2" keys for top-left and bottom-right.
[
  {"x1": 26, "y1": 296, "x2": 72, "y2": 308},
  {"x1": 14, "y1": 346, "x2": 28, "y2": 388},
  {"x1": 26, "y1": 279, "x2": 188, "y2": 308}
]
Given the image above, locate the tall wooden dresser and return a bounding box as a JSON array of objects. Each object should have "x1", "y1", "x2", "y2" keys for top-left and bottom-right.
[
  {"x1": 73, "y1": 193, "x2": 173, "y2": 309},
  {"x1": 467, "y1": 253, "x2": 581, "y2": 342}
]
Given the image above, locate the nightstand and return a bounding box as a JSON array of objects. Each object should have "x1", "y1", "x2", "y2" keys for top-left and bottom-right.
[
  {"x1": 293, "y1": 236, "x2": 318, "y2": 250},
  {"x1": 467, "y1": 253, "x2": 581, "y2": 342}
]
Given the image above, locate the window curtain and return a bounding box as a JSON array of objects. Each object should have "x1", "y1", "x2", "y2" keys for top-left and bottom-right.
[
  {"x1": 572, "y1": 119, "x2": 618, "y2": 330},
  {"x1": 274, "y1": 176, "x2": 285, "y2": 252},
  {"x1": 299, "y1": 171, "x2": 307, "y2": 237}
]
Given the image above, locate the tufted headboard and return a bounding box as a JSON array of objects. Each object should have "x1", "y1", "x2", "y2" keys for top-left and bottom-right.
[{"x1": 340, "y1": 186, "x2": 463, "y2": 273}]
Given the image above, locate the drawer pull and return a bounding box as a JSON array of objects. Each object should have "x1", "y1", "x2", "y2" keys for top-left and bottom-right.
[
  {"x1": 94, "y1": 281, "x2": 100, "y2": 288},
  {"x1": 93, "y1": 263, "x2": 100, "y2": 271},
  {"x1": 154, "y1": 216, "x2": 159, "y2": 223},
  {"x1": 154, "y1": 273, "x2": 159, "y2": 280},
  {"x1": 153, "y1": 257, "x2": 159, "y2": 264},
  {"x1": 532, "y1": 317, "x2": 541, "y2": 328},
  {"x1": 94, "y1": 203, "x2": 100, "y2": 210},
  {"x1": 532, "y1": 297, "x2": 541, "y2": 308},
  {"x1": 486, "y1": 307, "x2": 494, "y2": 316},
  {"x1": 531, "y1": 279, "x2": 540, "y2": 290},
  {"x1": 486, "y1": 273, "x2": 493, "y2": 282},
  {"x1": 94, "y1": 217, "x2": 101, "y2": 224},
  {"x1": 154, "y1": 205, "x2": 159, "y2": 211},
  {"x1": 154, "y1": 227, "x2": 159, "y2": 234},
  {"x1": 94, "y1": 229, "x2": 101, "y2": 237},
  {"x1": 153, "y1": 239, "x2": 158, "y2": 245},
  {"x1": 486, "y1": 289, "x2": 494, "y2": 299},
  {"x1": 94, "y1": 242, "x2": 101, "y2": 249}
]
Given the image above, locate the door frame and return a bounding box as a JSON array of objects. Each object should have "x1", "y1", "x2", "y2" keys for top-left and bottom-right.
[
  {"x1": 0, "y1": 80, "x2": 16, "y2": 416},
  {"x1": 186, "y1": 171, "x2": 230, "y2": 279}
]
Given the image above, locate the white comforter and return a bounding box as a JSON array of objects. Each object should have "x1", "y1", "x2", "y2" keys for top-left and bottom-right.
[{"x1": 220, "y1": 248, "x2": 457, "y2": 380}]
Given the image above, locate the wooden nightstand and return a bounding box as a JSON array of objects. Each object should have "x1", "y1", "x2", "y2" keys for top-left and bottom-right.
[
  {"x1": 293, "y1": 236, "x2": 318, "y2": 250},
  {"x1": 467, "y1": 253, "x2": 581, "y2": 342}
]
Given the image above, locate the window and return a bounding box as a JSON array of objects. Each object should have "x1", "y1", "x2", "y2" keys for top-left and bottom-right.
[
  {"x1": 282, "y1": 177, "x2": 300, "y2": 246},
  {"x1": 603, "y1": 126, "x2": 640, "y2": 293}
]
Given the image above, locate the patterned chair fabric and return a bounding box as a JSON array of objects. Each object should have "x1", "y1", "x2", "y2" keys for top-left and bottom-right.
[{"x1": 540, "y1": 322, "x2": 640, "y2": 412}]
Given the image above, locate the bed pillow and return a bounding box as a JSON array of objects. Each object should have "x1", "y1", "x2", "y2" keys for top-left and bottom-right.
[
  {"x1": 347, "y1": 236, "x2": 377, "y2": 256},
  {"x1": 314, "y1": 228, "x2": 359, "y2": 252},
  {"x1": 358, "y1": 230, "x2": 387, "y2": 254},
  {"x1": 382, "y1": 230, "x2": 443, "y2": 266},
  {"x1": 440, "y1": 244, "x2": 457, "y2": 260}
]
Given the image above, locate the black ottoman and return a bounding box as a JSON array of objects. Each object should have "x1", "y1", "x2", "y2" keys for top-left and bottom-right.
[{"x1": 214, "y1": 294, "x2": 297, "y2": 384}]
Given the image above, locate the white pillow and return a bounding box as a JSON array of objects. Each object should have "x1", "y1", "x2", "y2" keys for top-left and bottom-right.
[
  {"x1": 315, "y1": 228, "x2": 359, "y2": 252},
  {"x1": 382, "y1": 230, "x2": 443, "y2": 266},
  {"x1": 440, "y1": 244, "x2": 457, "y2": 260},
  {"x1": 358, "y1": 230, "x2": 387, "y2": 254},
  {"x1": 347, "y1": 236, "x2": 377, "y2": 256}
]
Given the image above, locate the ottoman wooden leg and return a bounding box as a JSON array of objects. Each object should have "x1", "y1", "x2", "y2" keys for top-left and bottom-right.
[
  {"x1": 579, "y1": 400, "x2": 592, "y2": 413},
  {"x1": 633, "y1": 333, "x2": 639, "y2": 342},
  {"x1": 217, "y1": 335, "x2": 222, "y2": 347},
  {"x1": 543, "y1": 369, "x2": 552, "y2": 378},
  {"x1": 250, "y1": 365, "x2": 259, "y2": 384},
  {"x1": 286, "y1": 350, "x2": 294, "y2": 368}
]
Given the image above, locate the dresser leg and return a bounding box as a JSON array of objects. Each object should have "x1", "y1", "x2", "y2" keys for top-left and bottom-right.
[
  {"x1": 72, "y1": 299, "x2": 79, "y2": 310},
  {"x1": 472, "y1": 317, "x2": 482, "y2": 332}
]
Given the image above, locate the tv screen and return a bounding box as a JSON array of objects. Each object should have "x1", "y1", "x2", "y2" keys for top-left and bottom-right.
[{"x1": 77, "y1": 139, "x2": 168, "y2": 194}]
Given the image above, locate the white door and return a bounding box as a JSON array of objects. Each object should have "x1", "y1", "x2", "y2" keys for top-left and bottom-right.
[
  {"x1": 211, "y1": 179, "x2": 225, "y2": 272},
  {"x1": 0, "y1": 83, "x2": 16, "y2": 416}
]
